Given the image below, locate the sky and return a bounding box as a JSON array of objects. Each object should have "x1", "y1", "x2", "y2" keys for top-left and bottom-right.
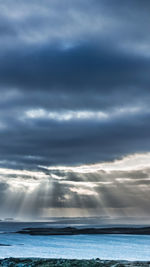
[{"x1": 0, "y1": 0, "x2": 150, "y2": 221}]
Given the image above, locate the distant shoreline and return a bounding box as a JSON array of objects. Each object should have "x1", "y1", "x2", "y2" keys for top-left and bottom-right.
[
  {"x1": 16, "y1": 226, "x2": 150, "y2": 235},
  {"x1": 0, "y1": 258, "x2": 150, "y2": 267}
]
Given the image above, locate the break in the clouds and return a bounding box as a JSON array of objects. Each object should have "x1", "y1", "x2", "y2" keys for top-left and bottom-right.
[
  {"x1": 0, "y1": 0, "x2": 150, "y2": 219},
  {"x1": 1, "y1": 153, "x2": 150, "y2": 219}
]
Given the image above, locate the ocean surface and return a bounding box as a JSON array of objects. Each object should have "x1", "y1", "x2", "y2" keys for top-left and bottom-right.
[{"x1": 0, "y1": 222, "x2": 150, "y2": 261}]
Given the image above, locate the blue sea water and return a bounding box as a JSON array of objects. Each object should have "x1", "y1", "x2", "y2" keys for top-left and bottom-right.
[{"x1": 0, "y1": 222, "x2": 150, "y2": 260}]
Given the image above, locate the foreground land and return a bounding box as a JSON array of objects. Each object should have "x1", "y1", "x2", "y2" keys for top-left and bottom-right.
[
  {"x1": 0, "y1": 258, "x2": 150, "y2": 267},
  {"x1": 17, "y1": 226, "x2": 150, "y2": 235}
]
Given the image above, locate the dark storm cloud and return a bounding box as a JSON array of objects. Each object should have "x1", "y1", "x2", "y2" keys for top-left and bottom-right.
[
  {"x1": 1, "y1": 110, "x2": 150, "y2": 168},
  {"x1": 0, "y1": 43, "x2": 149, "y2": 94},
  {"x1": 0, "y1": 16, "x2": 17, "y2": 37}
]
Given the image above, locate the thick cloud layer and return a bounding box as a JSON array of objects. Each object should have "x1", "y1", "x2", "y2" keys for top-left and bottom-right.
[{"x1": 0, "y1": 0, "x2": 150, "y2": 219}]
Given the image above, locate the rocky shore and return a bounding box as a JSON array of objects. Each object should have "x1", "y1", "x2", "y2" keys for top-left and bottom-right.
[
  {"x1": 17, "y1": 226, "x2": 150, "y2": 235},
  {"x1": 0, "y1": 258, "x2": 150, "y2": 267}
]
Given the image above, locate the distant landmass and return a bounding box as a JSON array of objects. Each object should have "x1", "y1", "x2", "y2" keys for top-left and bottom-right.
[
  {"x1": 4, "y1": 218, "x2": 14, "y2": 221},
  {"x1": 17, "y1": 226, "x2": 150, "y2": 235},
  {"x1": 0, "y1": 244, "x2": 11, "y2": 246}
]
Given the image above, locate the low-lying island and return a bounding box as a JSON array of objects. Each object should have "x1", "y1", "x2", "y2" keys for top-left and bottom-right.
[{"x1": 17, "y1": 226, "x2": 150, "y2": 235}]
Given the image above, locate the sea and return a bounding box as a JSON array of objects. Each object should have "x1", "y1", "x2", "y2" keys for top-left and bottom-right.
[{"x1": 0, "y1": 221, "x2": 150, "y2": 261}]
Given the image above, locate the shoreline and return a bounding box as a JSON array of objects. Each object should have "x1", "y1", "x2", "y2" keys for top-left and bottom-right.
[{"x1": 0, "y1": 258, "x2": 150, "y2": 267}]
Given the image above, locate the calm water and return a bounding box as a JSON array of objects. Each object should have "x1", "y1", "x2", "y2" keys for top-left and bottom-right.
[{"x1": 0, "y1": 222, "x2": 150, "y2": 260}]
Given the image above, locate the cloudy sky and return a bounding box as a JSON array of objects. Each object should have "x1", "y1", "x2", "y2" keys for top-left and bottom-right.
[{"x1": 0, "y1": 0, "x2": 150, "y2": 220}]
